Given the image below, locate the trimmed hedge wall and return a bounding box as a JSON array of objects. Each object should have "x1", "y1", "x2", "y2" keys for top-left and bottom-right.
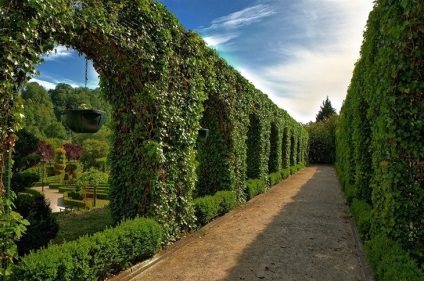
[
  {"x1": 336, "y1": 1, "x2": 424, "y2": 278},
  {"x1": 13, "y1": 218, "x2": 162, "y2": 281},
  {"x1": 1, "y1": 0, "x2": 308, "y2": 245}
]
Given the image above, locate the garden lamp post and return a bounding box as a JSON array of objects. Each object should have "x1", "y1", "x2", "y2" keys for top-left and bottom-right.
[{"x1": 41, "y1": 152, "x2": 46, "y2": 192}]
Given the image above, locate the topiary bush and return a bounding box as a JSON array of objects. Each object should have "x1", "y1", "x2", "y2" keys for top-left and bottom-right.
[{"x1": 14, "y1": 193, "x2": 59, "y2": 256}]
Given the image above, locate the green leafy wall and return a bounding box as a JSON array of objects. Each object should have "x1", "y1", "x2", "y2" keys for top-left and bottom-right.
[
  {"x1": 336, "y1": 0, "x2": 424, "y2": 275},
  {"x1": 1, "y1": 0, "x2": 308, "y2": 243}
]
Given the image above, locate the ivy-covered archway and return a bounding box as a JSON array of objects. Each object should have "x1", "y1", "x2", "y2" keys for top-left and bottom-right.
[
  {"x1": 1, "y1": 0, "x2": 208, "y2": 241},
  {"x1": 1, "y1": 0, "x2": 309, "y2": 244}
]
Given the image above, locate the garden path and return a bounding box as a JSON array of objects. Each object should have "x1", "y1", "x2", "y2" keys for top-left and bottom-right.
[
  {"x1": 111, "y1": 165, "x2": 373, "y2": 281},
  {"x1": 32, "y1": 186, "x2": 64, "y2": 213}
]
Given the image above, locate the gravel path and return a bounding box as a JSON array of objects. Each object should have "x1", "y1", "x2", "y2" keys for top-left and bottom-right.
[
  {"x1": 112, "y1": 165, "x2": 372, "y2": 281},
  {"x1": 32, "y1": 185, "x2": 65, "y2": 213}
]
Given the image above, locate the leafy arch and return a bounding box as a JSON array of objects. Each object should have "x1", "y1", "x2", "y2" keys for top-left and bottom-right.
[
  {"x1": 1, "y1": 0, "x2": 207, "y2": 241},
  {"x1": 1, "y1": 0, "x2": 309, "y2": 243}
]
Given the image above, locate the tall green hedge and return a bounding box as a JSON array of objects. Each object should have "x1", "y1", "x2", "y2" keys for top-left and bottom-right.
[
  {"x1": 1, "y1": 0, "x2": 308, "y2": 245},
  {"x1": 336, "y1": 0, "x2": 424, "y2": 277}
]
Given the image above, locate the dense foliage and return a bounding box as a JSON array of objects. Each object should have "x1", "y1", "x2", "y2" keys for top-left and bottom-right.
[
  {"x1": 305, "y1": 114, "x2": 338, "y2": 164},
  {"x1": 12, "y1": 129, "x2": 40, "y2": 173},
  {"x1": 0, "y1": 0, "x2": 307, "y2": 251},
  {"x1": 336, "y1": 0, "x2": 424, "y2": 278}
]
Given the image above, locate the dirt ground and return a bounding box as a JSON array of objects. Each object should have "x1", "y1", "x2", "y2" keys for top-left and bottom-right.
[{"x1": 112, "y1": 165, "x2": 372, "y2": 281}]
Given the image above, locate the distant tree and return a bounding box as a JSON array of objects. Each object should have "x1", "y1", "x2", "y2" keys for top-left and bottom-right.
[
  {"x1": 63, "y1": 143, "x2": 83, "y2": 161},
  {"x1": 37, "y1": 141, "x2": 55, "y2": 163},
  {"x1": 316, "y1": 96, "x2": 337, "y2": 122},
  {"x1": 45, "y1": 122, "x2": 68, "y2": 139},
  {"x1": 305, "y1": 114, "x2": 339, "y2": 164},
  {"x1": 21, "y1": 82, "x2": 65, "y2": 139},
  {"x1": 80, "y1": 139, "x2": 109, "y2": 170},
  {"x1": 13, "y1": 129, "x2": 40, "y2": 172},
  {"x1": 71, "y1": 126, "x2": 111, "y2": 147}
]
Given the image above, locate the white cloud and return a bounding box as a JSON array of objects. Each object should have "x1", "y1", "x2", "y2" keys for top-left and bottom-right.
[
  {"x1": 29, "y1": 78, "x2": 57, "y2": 90},
  {"x1": 42, "y1": 45, "x2": 73, "y2": 61}
]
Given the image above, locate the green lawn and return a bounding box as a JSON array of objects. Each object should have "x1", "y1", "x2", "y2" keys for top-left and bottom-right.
[{"x1": 52, "y1": 206, "x2": 114, "y2": 244}]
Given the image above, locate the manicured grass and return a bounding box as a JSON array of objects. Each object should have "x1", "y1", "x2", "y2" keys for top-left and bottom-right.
[{"x1": 52, "y1": 206, "x2": 114, "y2": 244}]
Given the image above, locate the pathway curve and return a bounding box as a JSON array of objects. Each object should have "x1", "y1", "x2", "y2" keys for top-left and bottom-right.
[
  {"x1": 32, "y1": 186, "x2": 64, "y2": 213},
  {"x1": 113, "y1": 165, "x2": 372, "y2": 281}
]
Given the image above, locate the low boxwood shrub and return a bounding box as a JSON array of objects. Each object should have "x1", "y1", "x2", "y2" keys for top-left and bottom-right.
[
  {"x1": 34, "y1": 181, "x2": 50, "y2": 186},
  {"x1": 194, "y1": 191, "x2": 238, "y2": 226},
  {"x1": 194, "y1": 195, "x2": 219, "y2": 226},
  {"x1": 215, "y1": 191, "x2": 237, "y2": 215},
  {"x1": 48, "y1": 183, "x2": 63, "y2": 189},
  {"x1": 63, "y1": 193, "x2": 87, "y2": 208},
  {"x1": 69, "y1": 190, "x2": 84, "y2": 200},
  {"x1": 245, "y1": 179, "x2": 267, "y2": 201},
  {"x1": 365, "y1": 234, "x2": 424, "y2": 281},
  {"x1": 20, "y1": 188, "x2": 43, "y2": 196},
  {"x1": 13, "y1": 218, "x2": 162, "y2": 281},
  {"x1": 350, "y1": 199, "x2": 371, "y2": 240},
  {"x1": 59, "y1": 186, "x2": 76, "y2": 193},
  {"x1": 280, "y1": 168, "x2": 291, "y2": 180},
  {"x1": 268, "y1": 172, "x2": 282, "y2": 187}
]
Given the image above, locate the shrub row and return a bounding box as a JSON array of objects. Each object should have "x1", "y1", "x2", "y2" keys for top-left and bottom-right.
[
  {"x1": 247, "y1": 163, "x2": 305, "y2": 201},
  {"x1": 193, "y1": 191, "x2": 237, "y2": 226},
  {"x1": 63, "y1": 192, "x2": 89, "y2": 208},
  {"x1": 365, "y1": 235, "x2": 424, "y2": 281},
  {"x1": 13, "y1": 218, "x2": 162, "y2": 281}
]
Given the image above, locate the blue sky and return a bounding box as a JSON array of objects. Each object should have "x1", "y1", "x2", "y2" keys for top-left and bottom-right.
[{"x1": 31, "y1": 0, "x2": 374, "y2": 123}]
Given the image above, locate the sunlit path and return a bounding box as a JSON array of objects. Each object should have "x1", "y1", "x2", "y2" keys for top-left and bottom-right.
[{"x1": 113, "y1": 165, "x2": 370, "y2": 281}]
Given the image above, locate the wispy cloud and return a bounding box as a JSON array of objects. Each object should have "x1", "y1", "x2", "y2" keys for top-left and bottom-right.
[
  {"x1": 205, "y1": 4, "x2": 276, "y2": 31},
  {"x1": 203, "y1": 34, "x2": 238, "y2": 48},
  {"x1": 200, "y1": 4, "x2": 276, "y2": 50}
]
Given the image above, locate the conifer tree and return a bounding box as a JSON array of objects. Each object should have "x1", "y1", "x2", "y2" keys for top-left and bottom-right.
[{"x1": 316, "y1": 96, "x2": 336, "y2": 122}]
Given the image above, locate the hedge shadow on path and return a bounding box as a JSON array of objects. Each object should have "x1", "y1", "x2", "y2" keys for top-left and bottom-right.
[{"x1": 224, "y1": 165, "x2": 367, "y2": 281}]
